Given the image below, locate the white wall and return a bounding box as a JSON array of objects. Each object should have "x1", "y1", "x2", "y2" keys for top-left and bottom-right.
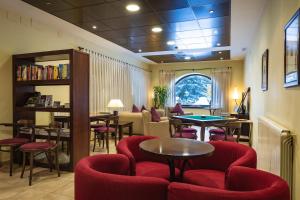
[{"x1": 244, "y1": 0, "x2": 300, "y2": 199}]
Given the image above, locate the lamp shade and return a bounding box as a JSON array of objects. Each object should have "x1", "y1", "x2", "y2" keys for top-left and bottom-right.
[
  {"x1": 232, "y1": 87, "x2": 239, "y2": 100},
  {"x1": 107, "y1": 99, "x2": 124, "y2": 108}
]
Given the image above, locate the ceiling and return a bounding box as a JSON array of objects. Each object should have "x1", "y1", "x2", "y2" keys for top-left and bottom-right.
[{"x1": 22, "y1": 0, "x2": 231, "y2": 63}]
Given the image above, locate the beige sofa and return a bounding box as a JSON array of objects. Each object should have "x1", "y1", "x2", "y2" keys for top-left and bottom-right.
[{"x1": 119, "y1": 110, "x2": 169, "y2": 138}]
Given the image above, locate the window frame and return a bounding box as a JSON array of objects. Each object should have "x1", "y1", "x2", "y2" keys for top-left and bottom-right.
[{"x1": 175, "y1": 73, "x2": 212, "y2": 109}]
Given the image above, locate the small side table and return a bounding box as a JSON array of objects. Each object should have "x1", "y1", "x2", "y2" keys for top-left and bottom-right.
[{"x1": 117, "y1": 121, "x2": 133, "y2": 141}]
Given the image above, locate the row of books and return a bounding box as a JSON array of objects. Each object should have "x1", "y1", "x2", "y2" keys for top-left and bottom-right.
[{"x1": 16, "y1": 64, "x2": 70, "y2": 81}]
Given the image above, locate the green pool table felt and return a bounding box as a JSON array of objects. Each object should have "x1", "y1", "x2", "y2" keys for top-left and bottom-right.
[{"x1": 176, "y1": 115, "x2": 227, "y2": 121}]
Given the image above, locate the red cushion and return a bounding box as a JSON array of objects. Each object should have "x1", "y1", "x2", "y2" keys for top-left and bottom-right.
[
  {"x1": 182, "y1": 127, "x2": 197, "y2": 133},
  {"x1": 20, "y1": 142, "x2": 55, "y2": 151},
  {"x1": 209, "y1": 128, "x2": 225, "y2": 135},
  {"x1": 151, "y1": 107, "x2": 161, "y2": 122},
  {"x1": 94, "y1": 126, "x2": 116, "y2": 133},
  {"x1": 0, "y1": 138, "x2": 29, "y2": 146},
  {"x1": 171, "y1": 103, "x2": 184, "y2": 115},
  {"x1": 132, "y1": 104, "x2": 140, "y2": 112},
  {"x1": 210, "y1": 134, "x2": 236, "y2": 142},
  {"x1": 174, "y1": 132, "x2": 197, "y2": 139},
  {"x1": 90, "y1": 124, "x2": 103, "y2": 129},
  {"x1": 183, "y1": 169, "x2": 225, "y2": 189},
  {"x1": 136, "y1": 161, "x2": 180, "y2": 181},
  {"x1": 141, "y1": 105, "x2": 147, "y2": 112}
]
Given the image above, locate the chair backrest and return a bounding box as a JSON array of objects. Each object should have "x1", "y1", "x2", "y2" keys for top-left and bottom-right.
[
  {"x1": 45, "y1": 121, "x2": 63, "y2": 144},
  {"x1": 16, "y1": 119, "x2": 35, "y2": 140},
  {"x1": 169, "y1": 118, "x2": 183, "y2": 138},
  {"x1": 104, "y1": 115, "x2": 119, "y2": 127}
]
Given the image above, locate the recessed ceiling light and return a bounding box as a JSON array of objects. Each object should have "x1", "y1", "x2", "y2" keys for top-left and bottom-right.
[
  {"x1": 167, "y1": 40, "x2": 175, "y2": 45},
  {"x1": 126, "y1": 4, "x2": 140, "y2": 12},
  {"x1": 220, "y1": 57, "x2": 224, "y2": 60},
  {"x1": 209, "y1": 10, "x2": 214, "y2": 14},
  {"x1": 184, "y1": 56, "x2": 191, "y2": 60},
  {"x1": 45, "y1": 2, "x2": 52, "y2": 5},
  {"x1": 92, "y1": 25, "x2": 97, "y2": 29},
  {"x1": 152, "y1": 27, "x2": 162, "y2": 33},
  {"x1": 218, "y1": 51, "x2": 222, "y2": 54},
  {"x1": 213, "y1": 30, "x2": 218, "y2": 34},
  {"x1": 138, "y1": 49, "x2": 142, "y2": 52},
  {"x1": 217, "y1": 43, "x2": 221, "y2": 46}
]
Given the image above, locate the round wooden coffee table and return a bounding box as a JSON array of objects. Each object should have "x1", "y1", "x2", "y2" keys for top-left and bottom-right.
[{"x1": 139, "y1": 138, "x2": 214, "y2": 181}]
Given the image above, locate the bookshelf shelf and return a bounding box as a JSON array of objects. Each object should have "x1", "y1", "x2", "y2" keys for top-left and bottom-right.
[
  {"x1": 13, "y1": 49, "x2": 90, "y2": 171},
  {"x1": 15, "y1": 79, "x2": 71, "y2": 86}
]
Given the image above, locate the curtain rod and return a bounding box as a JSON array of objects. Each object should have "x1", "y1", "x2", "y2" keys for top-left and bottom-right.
[
  {"x1": 78, "y1": 47, "x2": 152, "y2": 73},
  {"x1": 171, "y1": 66, "x2": 231, "y2": 72}
]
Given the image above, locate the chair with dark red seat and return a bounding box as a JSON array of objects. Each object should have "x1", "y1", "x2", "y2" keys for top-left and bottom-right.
[
  {"x1": 209, "y1": 121, "x2": 242, "y2": 142},
  {"x1": 0, "y1": 120, "x2": 32, "y2": 176},
  {"x1": 183, "y1": 141, "x2": 257, "y2": 189},
  {"x1": 93, "y1": 115, "x2": 118, "y2": 153},
  {"x1": 75, "y1": 154, "x2": 169, "y2": 200},
  {"x1": 168, "y1": 166, "x2": 290, "y2": 200},
  {"x1": 169, "y1": 119, "x2": 197, "y2": 140},
  {"x1": 117, "y1": 136, "x2": 180, "y2": 181},
  {"x1": 20, "y1": 122, "x2": 61, "y2": 186}
]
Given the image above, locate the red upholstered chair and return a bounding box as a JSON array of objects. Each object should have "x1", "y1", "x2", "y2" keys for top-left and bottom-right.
[
  {"x1": 20, "y1": 122, "x2": 61, "y2": 186},
  {"x1": 0, "y1": 120, "x2": 32, "y2": 176},
  {"x1": 169, "y1": 119, "x2": 197, "y2": 140},
  {"x1": 168, "y1": 166, "x2": 290, "y2": 200},
  {"x1": 117, "y1": 136, "x2": 180, "y2": 180},
  {"x1": 183, "y1": 141, "x2": 257, "y2": 189},
  {"x1": 75, "y1": 154, "x2": 169, "y2": 200}
]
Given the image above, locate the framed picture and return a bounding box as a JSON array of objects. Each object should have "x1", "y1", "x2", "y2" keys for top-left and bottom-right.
[
  {"x1": 262, "y1": 49, "x2": 269, "y2": 91},
  {"x1": 284, "y1": 9, "x2": 300, "y2": 87}
]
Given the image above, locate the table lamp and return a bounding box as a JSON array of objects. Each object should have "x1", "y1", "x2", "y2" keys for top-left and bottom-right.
[
  {"x1": 107, "y1": 99, "x2": 124, "y2": 116},
  {"x1": 232, "y1": 87, "x2": 239, "y2": 112}
]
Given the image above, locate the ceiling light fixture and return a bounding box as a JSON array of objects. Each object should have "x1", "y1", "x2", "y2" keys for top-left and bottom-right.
[
  {"x1": 220, "y1": 57, "x2": 224, "y2": 60},
  {"x1": 152, "y1": 27, "x2": 162, "y2": 33},
  {"x1": 45, "y1": 2, "x2": 52, "y2": 5},
  {"x1": 218, "y1": 51, "x2": 222, "y2": 54},
  {"x1": 184, "y1": 56, "x2": 191, "y2": 60},
  {"x1": 167, "y1": 40, "x2": 175, "y2": 45},
  {"x1": 138, "y1": 49, "x2": 142, "y2": 52},
  {"x1": 126, "y1": 4, "x2": 140, "y2": 12},
  {"x1": 217, "y1": 43, "x2": 221, "y2": 46},
  {"x1": 209, "y1": 10, "x2": 214, "y2": 14},
  {"x1": 92, "y1": 25, "x2": 97, "y2": 29}
]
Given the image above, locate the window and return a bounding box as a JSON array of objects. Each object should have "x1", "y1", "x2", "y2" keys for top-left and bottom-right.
[{"x1": 175, "y1": 73, "x2": 212, "y2": 107}]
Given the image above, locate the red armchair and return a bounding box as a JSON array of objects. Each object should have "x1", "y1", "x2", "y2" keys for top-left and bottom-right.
[
  {"x1": 75, "y1": 154, "x2": 169, "y2": 200},
  {"x1": 117, "y1": 136, "x2": 180, "y2": 180},
  {"x1": 183, "y1": 141, "x2": 257, "y2": 189},
  {"x1": 168, "y1": 166, "x2": 290, "y2": 200}
]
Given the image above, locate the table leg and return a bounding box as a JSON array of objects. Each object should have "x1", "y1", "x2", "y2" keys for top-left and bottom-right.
[
  {"x1": 129, "y1": 124, "x2": 133, "y2": 136},
  {"x1": 200, "y1": 125, "x2": 205, "y2": 141},
  {"x1": 118, "y1": 126, "x2": 123, "y2": 141},
  {"x1": 168, "y1": 159, "x2": 176, "y2": 182},
  {"x1": 180, "y1": 159, "x2": 188, "y2": 180}
]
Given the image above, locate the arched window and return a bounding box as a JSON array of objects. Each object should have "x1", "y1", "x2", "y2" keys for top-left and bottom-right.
[{"x1": 175, "y1": 73, "x2": 212, "y2": 107}]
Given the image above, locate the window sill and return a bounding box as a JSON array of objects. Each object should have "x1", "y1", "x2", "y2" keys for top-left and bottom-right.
[{"x1": 181, "y1": 105, "x2": 211, "y2": 109}]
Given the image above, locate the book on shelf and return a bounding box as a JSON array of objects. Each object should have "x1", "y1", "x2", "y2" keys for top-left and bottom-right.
[{"x1": 17, "y1": 64, "x2": 70, "y2": 81}]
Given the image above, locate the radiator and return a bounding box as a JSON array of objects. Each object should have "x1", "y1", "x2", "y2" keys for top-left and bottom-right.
[{"x1": 257, "y1": 116, "x2": 293, "y2": 192}]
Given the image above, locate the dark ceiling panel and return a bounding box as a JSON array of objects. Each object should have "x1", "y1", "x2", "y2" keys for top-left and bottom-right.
[
  {"x1": 22, "y1": 0, "x2": 231, "y2": 63},
  {"x1": 145, "y1": 0, "x2": 189, "y2": 11}
]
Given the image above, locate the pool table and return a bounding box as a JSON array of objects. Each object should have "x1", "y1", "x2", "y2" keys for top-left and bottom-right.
[{"x1": 172, "y1": 115, "x2": 237, "y2": 141}]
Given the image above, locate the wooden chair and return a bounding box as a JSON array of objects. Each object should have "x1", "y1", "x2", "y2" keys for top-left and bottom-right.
[
  {"x1": 93, "y1": 116, "x2": 119, "y2": 153},
  {"x1": 0, "y1": 120, "x2": 33, "y2": 176},
  {"x1": 20, "y1": 122, "x2": 62, "y2": 186},
  {"x1": 169, "y1": 119, "x2": 197, "y2": 140},
  {"x1": 209, "y1": 121, "x2": 242, "y2": 142}
]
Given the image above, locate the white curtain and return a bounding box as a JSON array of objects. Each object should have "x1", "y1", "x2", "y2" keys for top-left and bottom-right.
[
  {"x1": 159, "y1": 70, "x2": 176, "y2": 107},
  {"x1": 86, "y1": 49, "x2": 150, "y2": 113},
  {"x1": 211, "y1": 67, "x2": 232, "y2": 112}
]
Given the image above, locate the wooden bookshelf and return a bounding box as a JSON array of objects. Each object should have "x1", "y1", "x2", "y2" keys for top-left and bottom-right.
[{"x1": 13, "y1": 49, "x2": 90, "y2": 171}]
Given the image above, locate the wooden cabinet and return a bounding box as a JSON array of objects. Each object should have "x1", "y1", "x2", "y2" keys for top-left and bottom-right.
[{"x1": 13, "y1": 49, "x2": 89, "y2": 171}]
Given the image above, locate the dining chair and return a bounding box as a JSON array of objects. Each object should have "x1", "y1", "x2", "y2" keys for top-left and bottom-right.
[
  {"x1": 169, "y1": 119, "x2": 197, "y2": 140},
  {"x1": 0, "y1": 120, "x2": 34, "y2": 176},
  {"x1": 20, "y1": 121, "x2": 62, "y2": 186},
  {"x1": 209, "y1": 121, "x2": 242, "y2": 142},
  {"x1": 93, "y1": 115, "x2": 119, "y2": 153}
]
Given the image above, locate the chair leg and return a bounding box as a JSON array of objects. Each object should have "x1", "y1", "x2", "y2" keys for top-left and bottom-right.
[
  {"x1": 29, "y1": 152, "x2": 33, "y2": 186},
  {"x1": 106, "y1": 132, "x2": 109, "y2": 154},
  {"x1": 20, "y1": 151, "x2": 26, "y2": 178},
  {"x1": 45, "y1": 151, "x2": 52, "y2": 172},
  {"x1": 93, "y1": 132, "x2": 96, "y2": 152},
  {"x1": 55, "y1": 148, "x2": 60, "y2": 177},
  {"x1": 9, "y1": 146, "x2": 13, "y2": 176}
]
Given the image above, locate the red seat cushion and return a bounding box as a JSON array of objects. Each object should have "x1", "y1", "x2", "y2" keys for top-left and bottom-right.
[
  {"x1": 20, "y1": 142, "x2": 55, "y2": 151},
  {"x1": 0, "y1": 138, "x2": 29, "y2": 146},
  {"x1": 174, "y1": 132, "x2": 197, "y2": 139},
  {"x1": 209, "y1": 128, "x2": 225, "y2": 134},
  {"x1": 183, "y1": 169, "x2": 225, "y2": 189},
  {"x1": 136, "y1": 161, "x2": 180, "y2": 181},
  {"x1": 210, "y1": 134, "x2": 236, "y2": 142},
  {"x1": 91, "y1": 124, "x2": 104, "y2": 128},
  {"x1": 182, "y1": 127, "x2": 197, "y2": 133},
  {"x1": 94, "y1": 127, "x2": 116, "y2": 133}
]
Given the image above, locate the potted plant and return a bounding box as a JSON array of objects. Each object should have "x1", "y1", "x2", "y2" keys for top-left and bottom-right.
[{"x1": 153, "y1": 86, "x2": 169, "y2": 109}]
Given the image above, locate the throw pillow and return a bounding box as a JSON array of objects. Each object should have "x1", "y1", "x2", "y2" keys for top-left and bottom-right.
[
  {"x1": 171, "y1": 103, "x2": 184, "y2": 115},
  {"x1": 151, "y1": 107, "x2": 161, "y2": 122},
  {"x1": 132, "y1": 104, "x2": 140, "y2": 112}
]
